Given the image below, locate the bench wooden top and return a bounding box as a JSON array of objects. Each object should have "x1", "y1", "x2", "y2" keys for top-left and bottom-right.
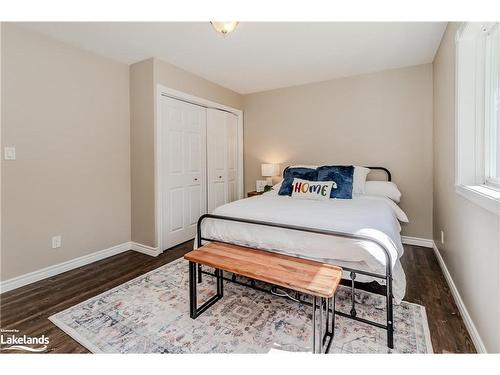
[{"x1": 184, "y1": 242, "x2": 342, "y2": 298}]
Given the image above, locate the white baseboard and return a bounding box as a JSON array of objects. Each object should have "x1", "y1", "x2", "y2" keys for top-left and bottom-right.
[
  {"x1": 0, "y1": 241, "x2": 163, "y2": 294},
  {"x1": 432, "y1": 242, "x2": 487, "y2": 353},
  {"x1": 130, "y1": 242, "x2": 161, "y2": 257},
  {"x1": 401, "y1": 236, "x2": 434, "y2": 248},
  {"x1": 0, "y1": 242, "x2": 131, "y2": 294}
]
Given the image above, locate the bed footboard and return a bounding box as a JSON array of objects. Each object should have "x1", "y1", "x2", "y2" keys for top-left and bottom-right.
[{"x1": 196, "y1": 213, "x2": 395, "y2": 349}]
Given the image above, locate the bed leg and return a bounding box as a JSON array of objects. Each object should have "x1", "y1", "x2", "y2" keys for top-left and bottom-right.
[
  {"x1": 350, "y1": 271, "x2": 357, "y2": 317},
  {"x1": 386, "y1": 278, "x2": 394, "y2": 349}
]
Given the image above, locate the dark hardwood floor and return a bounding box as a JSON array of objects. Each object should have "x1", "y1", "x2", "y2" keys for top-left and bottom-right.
[{"x1": 0, "y1": 241, "x2": 476, "y2": 353}]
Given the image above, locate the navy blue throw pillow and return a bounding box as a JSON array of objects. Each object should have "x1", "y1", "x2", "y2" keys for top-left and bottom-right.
[
  {"x1": 278, "y1": 167, "x2": 318, "y2": 196},
  {"x1": 316, "y1": 165, "x2": 354, "y2": 199}
]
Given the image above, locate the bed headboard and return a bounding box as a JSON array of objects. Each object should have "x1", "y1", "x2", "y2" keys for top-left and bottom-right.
[
  {"x1": 281, "y1": 165, "x2": 392, "y2": 182},
  {"x1": 364, "y1": 166, "x2": 391, "y2": 182}
]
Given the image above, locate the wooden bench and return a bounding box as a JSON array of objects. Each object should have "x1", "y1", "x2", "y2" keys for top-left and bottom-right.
[{"x1": 184, "y1": 241, "x2": 342, "y2": 353}]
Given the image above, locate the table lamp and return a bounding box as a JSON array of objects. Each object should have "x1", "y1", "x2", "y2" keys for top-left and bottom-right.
[{"x1": 261, "y1": 163, "x2": 279, "y2": 190}]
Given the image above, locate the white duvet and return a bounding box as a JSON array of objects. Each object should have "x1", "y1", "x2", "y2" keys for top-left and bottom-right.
[{"x1": 199, "y1": 191, "x2": 408, "y2": 303}]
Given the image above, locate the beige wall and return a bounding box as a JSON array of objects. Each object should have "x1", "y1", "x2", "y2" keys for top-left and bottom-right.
[
  {"x1": 433, "y1": 23, "x2": 500, "y2": 352},
  {"x1": 130, "y1": 58, "x2": 243, "y2": 248},
  {"x1": 1, "y1": 24, "x2": 131, "y2": 280},
  {"x1": 130, "y1": 59, "x2": 155, "y2": 247},
  {"x1": 243, "y1": 64, "x2": 434, "y2": 238}
]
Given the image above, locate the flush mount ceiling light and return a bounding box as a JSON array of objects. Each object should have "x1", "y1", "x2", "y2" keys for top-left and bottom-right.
[{"x1": 210, "y1": 21, "x2": 239, "y2": 36}]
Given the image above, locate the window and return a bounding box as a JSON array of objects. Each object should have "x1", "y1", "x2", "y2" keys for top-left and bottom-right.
[
  {"x1": 456, "y1": 22, "x2": 500, "y2": 215},
  {"x1": 485, "y1": 26, "x2": 500, "y2": 188}
]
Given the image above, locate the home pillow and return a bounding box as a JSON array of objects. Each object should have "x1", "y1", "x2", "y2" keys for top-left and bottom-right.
[
  {"x1": 278, "y1": 167, "x2": 318, "y2": 196},
  {"x1": 316, "y1": 165, "x2": 354, "y2": 199},
  {"x1": 290, "y1": 178, "x2": 335, "y2": 201},
  {"x1": 364, "y1": 181, "x2": 402, "y2": 203},
  {"x1": 287, "y1": 164, "x2": 369, "y2": 194}
]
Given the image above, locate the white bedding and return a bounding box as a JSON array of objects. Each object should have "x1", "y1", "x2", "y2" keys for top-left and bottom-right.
[{"x1": 199, "y1": 191, "x2": 408, "y2": 303}]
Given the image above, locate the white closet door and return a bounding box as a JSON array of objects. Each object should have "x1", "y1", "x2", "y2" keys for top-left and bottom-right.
[
  {"x1": 207, "y1": 109, "x2": 238, "y2": 212},
  {"x1": 160, "y1": 96, "x2": 207, "y2": 249}
]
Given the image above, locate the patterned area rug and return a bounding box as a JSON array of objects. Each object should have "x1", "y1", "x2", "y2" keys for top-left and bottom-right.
[{"x1": 49, "y1": 258, "x2": 432, "y2": 353}]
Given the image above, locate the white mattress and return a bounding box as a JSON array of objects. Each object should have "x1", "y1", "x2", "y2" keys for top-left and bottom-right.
[{"x1": 198, "y1": 191, "x2": 408, "y2": 303}]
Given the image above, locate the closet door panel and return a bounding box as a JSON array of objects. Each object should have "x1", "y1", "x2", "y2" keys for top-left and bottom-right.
[
  {"x1": 168, "y1": 131, "x2": 183, "y2": 175},
  {"x1": 169, "y1": 189, "x2": 184, "y2": 232},
  {"x1": 182, "y1": 104, "x2": 206, "y2": 236},
  {"x1": 187, "y1": 186, "x2": 202, "y2": 225},
  {"x1": 207, "y1": 109, "x2": 227, "y2": 212},
  {"x1": 207, "y1": 109, "x2": 239, "y2": 211},
  {"x1": 160, "y1": 96, "x2": 207, "y2": 249},
  {"x1": 214, "y1": 181, "x2": 226, "y2": 208},
  {"x1": 226, "y1": 113, "x2": 238, "y2": 203}
]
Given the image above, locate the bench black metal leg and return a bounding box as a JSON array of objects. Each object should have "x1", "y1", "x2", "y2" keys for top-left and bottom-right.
[
  {"x1": 332, "y1": 295, "x2": 336, "y2": 337},
  {"x1": 319, "y1": 297, "x2": 324, "y2": 354},
  {"x1": 189, "y1": 261, "x2": 198, "y2": 318},
  {"x1": 197, "y1": 264, "x2": 202, "y2": 283},
  {"x1": 325, "y1": 298, "x2": 330, "y2": 337},
  {"x1": 312, "y1": 296, "x2": 317, "y2": 353},
  {"x1": 189, "y1": 262, "x2": 223, "y2": 319},
  {"x1": 217, "y1": 269, "x2": 224, "y2": 296}
]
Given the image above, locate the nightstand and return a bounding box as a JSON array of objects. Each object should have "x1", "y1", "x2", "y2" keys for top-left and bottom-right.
[{"x1": 247, "y1": 191, "x2": 264, "y2": 197}]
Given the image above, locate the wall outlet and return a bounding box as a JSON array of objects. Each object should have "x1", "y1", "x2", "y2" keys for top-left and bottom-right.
[
  {"x1": 4, "y1": 146, "x2": 16, "y2": 160},
  {"x1": 440, "y1": 230, "x2": 445, "y2": 245},
  {"x1": 52, "y1": 235, "x2": 62, "y2": 249}
]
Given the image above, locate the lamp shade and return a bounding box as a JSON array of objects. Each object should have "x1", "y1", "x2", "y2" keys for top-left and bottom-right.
[{"x1": 261, "y1": 163, "x2": 279, "y2": 177}]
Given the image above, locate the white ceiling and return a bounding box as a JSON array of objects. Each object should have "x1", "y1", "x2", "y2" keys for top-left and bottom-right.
[{"x1": 19, "y1": 22, "x2": 446, "y2": 94}]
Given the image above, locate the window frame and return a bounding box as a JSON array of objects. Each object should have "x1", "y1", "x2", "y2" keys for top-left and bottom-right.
[
  {"x1": 455, "y1": 22, "x2": 500, "y2": 215},
  {"x1": 484, "y1": 23, "x2": 500, "y2": 188}
]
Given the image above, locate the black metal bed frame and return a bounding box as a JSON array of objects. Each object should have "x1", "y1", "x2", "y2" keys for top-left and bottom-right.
[
  {"x1": 282, "y1": 165, "x2": 392, "y2": 182},
  {"x1": 195, "y1": 166, "x2": 395, "y2": 350}
]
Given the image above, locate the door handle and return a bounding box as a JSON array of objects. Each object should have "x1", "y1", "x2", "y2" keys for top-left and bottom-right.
[{"x1": 194, "y1": 178, "x2": 198, "y2": 181}]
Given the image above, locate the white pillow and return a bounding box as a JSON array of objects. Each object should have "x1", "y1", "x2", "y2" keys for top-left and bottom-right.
[
  {"x1": 353, "y1": 166, "x2": 370, "y2": 194},
  {"x1": 381, "y1": 196, "x2": 409, "y2": 222},
  {"x1": 290, "y1": 178, "x2": 336, "y2": 201},
  {"x1": 364, "y1": 181, "x2": 402, "y2": 203}
]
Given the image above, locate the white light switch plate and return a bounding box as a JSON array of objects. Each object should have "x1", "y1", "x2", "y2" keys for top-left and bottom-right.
[{"x1": 4, "y1": 147, "x2": 16, "y2": 160}]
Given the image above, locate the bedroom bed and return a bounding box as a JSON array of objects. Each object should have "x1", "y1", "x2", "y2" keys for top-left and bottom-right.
[{"x1": 195, "y1": 166, "x2": 407, "y2": 349}]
